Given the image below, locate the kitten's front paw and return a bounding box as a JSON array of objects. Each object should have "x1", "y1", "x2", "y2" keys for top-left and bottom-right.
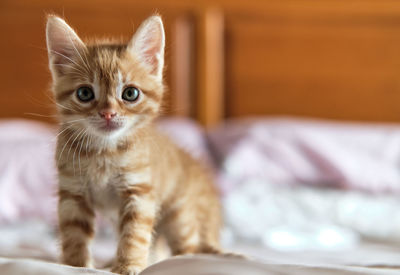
[{"x1": 111, "y1": 264, "x2": 142, "y2": 275}]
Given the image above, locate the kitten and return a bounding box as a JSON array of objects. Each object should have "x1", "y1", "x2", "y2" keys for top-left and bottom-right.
[{"x1": 46, "y1": 15, "x2": 222, "y2": 275}]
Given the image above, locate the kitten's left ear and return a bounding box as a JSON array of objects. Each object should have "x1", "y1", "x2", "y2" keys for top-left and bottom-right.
[
  {"x1": 128, "y1": 16, "x2": 165, "y2": 80},
  {"x1": 46, "y1": 15, "x2": 86, "y2": 78}
]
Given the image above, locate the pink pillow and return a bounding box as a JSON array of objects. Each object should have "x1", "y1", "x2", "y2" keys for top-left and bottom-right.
[{"x1": 0, "y1": 120, "x2": 57, "y2": 224}]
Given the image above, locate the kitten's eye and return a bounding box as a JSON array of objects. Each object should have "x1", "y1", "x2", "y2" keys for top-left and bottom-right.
[
  {"x1": 76, "y1": 86, "x2": 94, "y2": 102},
  {"x1": 122, "y1": 87, "x2": 140, "y2": 102}
]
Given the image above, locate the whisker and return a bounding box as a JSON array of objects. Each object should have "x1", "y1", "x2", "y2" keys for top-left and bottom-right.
[
  {"x1": 55, "y1": 102, "x2": 76, "y2": 112},
  {"x1": 52, "y1": 120, "x2": 86, "y2": 142},
  {"x1": 24, "y1": 112, "x2": 58, "y2": 118},
  {"x1": 76, "y1": 130, "x2": 88, "y2": 178},
  {"x1": 62, "y1": 118, "x2": 86, "y2": 125},
  {"x1": 53, "y1": 124, "x2": 75, "y2": 141},
  {"x1": 80, "y1": 135, "x2": 91, "y2": 194},
  {"x1": 58, "y1": 129, "x2": 80, "y2": 163},
  {"x1": 69, "y1": 128, "x2": 86, "y2": 174},
  {"x1": 85, "y1": 132, "x2": 92, "y2": 158},
  {"x1": 65, "y1": 128, "x2": 84, "y2": 161},
  {"x1": 45, "y1": 94, "x2": 76, "y2": 113}
]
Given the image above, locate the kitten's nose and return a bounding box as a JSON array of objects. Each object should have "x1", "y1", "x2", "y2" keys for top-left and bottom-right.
[{"x1": 99, "y1": 110, "x2": 117, "y2": 120}]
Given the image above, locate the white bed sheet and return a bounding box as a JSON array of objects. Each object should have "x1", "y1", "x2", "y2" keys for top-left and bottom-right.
[
  {"x1": 1, "y1": 220, "x2": 400, "y2": 274},
  {"x1": 1, "y1": 254, "x2": 400, "y2": 275}
]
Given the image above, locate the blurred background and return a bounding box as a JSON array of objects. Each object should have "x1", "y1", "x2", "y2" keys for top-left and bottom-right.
[
  {"x1": 4, "y1": 0, "x2": 400, "y2": 126},
  {"x1": 2, "y1": 0, "x2": 400, "y2": 271}
]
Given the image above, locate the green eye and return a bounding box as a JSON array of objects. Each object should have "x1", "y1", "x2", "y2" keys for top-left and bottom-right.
[
  {"x1": 76, "y1": 86, "x2": 94, "y2": 102},
  {"x1": 122, "y1": 87, "x2": 140, "y2": 102}
]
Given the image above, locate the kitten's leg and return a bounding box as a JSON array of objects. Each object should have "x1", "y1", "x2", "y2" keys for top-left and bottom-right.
[
  {"x1": 163, "y1": 194, "x2": 222, "y2": 256},
  {"x1": 112, "y1": 186, "x2": 156, "y2": 275},
  {"x1": 194, "y1": 197, "x2": 247, "y2": 258},
  {"x1": 58, "y1": 188, "x2": 95, "y2": 267},
  {"x1": 162, "y1": 199, "x2": 203, "y2": 255}
]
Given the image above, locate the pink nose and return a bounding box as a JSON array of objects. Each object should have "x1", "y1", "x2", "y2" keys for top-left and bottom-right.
[{"x1": 99, "y1": 110, "x2": 117, "y2": 120}]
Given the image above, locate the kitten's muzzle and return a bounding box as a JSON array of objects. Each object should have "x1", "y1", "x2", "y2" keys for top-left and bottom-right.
[
  {"x1": 97, "y1": 120, "x2": 123, "y2": 132},
  {"x1": 96, "y1": 110, "x2": 123, "y2": 132}
]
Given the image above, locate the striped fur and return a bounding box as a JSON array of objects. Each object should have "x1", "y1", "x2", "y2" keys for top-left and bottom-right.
[{"x1": 46, "y1": 15, "x2": 221, "y2": 275}]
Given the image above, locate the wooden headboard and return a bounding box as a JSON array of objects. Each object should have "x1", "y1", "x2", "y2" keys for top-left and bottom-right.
[{"x1": 2, "y1": 0, "x2": 400, "y2": 127}]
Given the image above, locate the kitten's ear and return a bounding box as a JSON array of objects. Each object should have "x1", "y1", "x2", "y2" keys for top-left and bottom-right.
[
  {"x1": 46, "y1": 15, "x2": 86, "y2": 78},
  {"x1": 128, "y1": 16, "x2": 165, "y2": 80}
]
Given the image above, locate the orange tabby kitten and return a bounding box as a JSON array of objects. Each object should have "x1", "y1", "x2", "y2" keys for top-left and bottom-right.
[{"x1": 46, "y1": 15, "x2": 222, "y2": 275}]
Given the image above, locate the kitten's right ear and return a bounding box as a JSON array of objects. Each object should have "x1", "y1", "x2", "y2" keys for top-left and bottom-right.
[
  {"x1": 128, "y1": 16, "x2": 165, "y2": 81},
  {"x1": 46, "y1": 15, "x2": 86, "y2": 78}
]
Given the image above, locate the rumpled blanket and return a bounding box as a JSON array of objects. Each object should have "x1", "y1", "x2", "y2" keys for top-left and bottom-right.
[{"x1": 209, "y1": 117, "x2": 400, "y2": 193}]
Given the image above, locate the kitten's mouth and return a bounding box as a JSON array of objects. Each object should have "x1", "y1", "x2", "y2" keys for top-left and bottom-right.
[{"x1": 97, "y1": 121, "x2": 123, "y2": 132}]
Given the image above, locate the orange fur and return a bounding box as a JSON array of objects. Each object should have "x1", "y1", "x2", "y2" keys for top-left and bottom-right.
[{"x1": 46, "y1": 15, "x2": 222, "y2": 275}]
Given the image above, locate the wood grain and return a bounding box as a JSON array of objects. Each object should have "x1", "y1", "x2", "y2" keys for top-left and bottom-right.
[
  {"x1": 196, "y1": 8, "x2": 225, "y2": 128},
  {"x1": 223, "y1": 1, "x2": 400, "y2": 122},
  {"x1": 170, "y1": 15, "x2": 195, "y2": 117}
]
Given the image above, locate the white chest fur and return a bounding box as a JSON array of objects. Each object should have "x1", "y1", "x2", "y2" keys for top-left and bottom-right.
[
  {"x1": 81, "y1": 149, "x2": 151, "y2": 222},
  {"x1": 85, "y1": 155, "x2": 123, "y2": 216}
]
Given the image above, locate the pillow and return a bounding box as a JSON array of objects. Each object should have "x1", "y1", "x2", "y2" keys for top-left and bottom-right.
[{"x1": 0, "y1": 120, "x2": 57, "y2": 224}]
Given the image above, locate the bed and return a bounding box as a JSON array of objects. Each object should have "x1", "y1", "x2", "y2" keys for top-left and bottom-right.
[
  {"x1": 2, "y1": 0, "x2": 400, "y2": 274},
  {"x1": 2, "y1": 118, "x2": 400, "y2": 274}
]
